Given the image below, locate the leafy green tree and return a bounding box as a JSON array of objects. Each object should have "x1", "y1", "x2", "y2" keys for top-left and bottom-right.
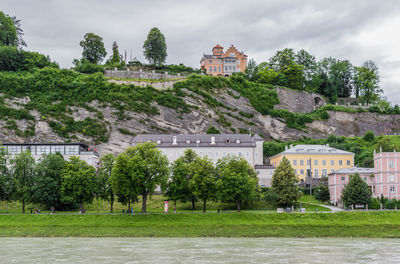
[
  {"x1": 313, "y1": 184, "x2": 330, "y2": 202},
  {"x1": 268, "y1": 48, "x2": 296, "y2": 71},
  {"x1": 0, "y1": 147, "x2": 14, "y2": 213},
  {"x1": 11, "y1": 16, "x2": 26, "y2": 47},
  {"x1": 271, "y1": 157, "x2": 299, "y2": 207},
  {"x1": 216, "y1": 156, "x2": 259, "y2": 212},
  {"x1": 166, "y1": 149, "x2": 198, "y2": 209},
  {"x1": 189, "y1": 156, "x2": 217, "y2": 213},
  {"x1": 113, "y1": 142, "x2": 169, "y2": 213},
  {"x1": 97, "y1": 153, "x2": 116, "y2": 213},
  {"x1": 10, "y1": 151, "x2": 36, "y2": 213},
  {"x1": 111, "y1": 152, "x2": 138, "y2": 211},
  {"x1": 206, "y1": 126, "x2": 221, "y2": 134},
  {"x1": 354, "y1": 61, "x2": 381, "y2": 104},
  {"x1": 79, "y1": 33, "x2": 107, "y2": 64},
  {"x1": 143, "y1": 27, "x2": 167, "y2": 66},
  {"x1": 0, "y1": 11, "x2": 18, "y2": 46},
  {"x1": 31, "y1": 153, "x2": 65, "y2": 213},
  {"x1": 61, "y1": 156, "x2": 97, "y2": 213},
  {"x1": 258, "y1": 67, "x2": 286, "y2": 86},
  {"x1": 281, "y1": 62, "x2": 304, "y2": 90},
  {"x1": 331, "y1": 60, "x2": 353, "y2": 98},
  {"x1": 363, "y1": 130, "x2": 375, "y2": 142},
  {"x1": 295, "y1": 49, "x2": 317, "y2": 83},
  {"x1": 107, "y1": 41, "x2": 121, "y2": 65},
  {"x1": 341, "y1": 173, "x2": 372, "y2": 208},
  {"x1": 263, "y1": 188, "x2": 279, "y2": 205},
  {"x1": 245, "y1": 58, "x2": 259, "y2": 81}
]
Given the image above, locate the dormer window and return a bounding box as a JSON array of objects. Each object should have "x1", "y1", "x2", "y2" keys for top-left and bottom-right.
[
  {"x1": 236, "y1": 139, "x2": 240, "y2": 144},
  {"x1": 226, "y1": 139, "x2": 231, "y2": 144},
  {"x1": 186, "y1": 139, "x2": 191, "y2": 144},
  {"x1": 196, "y1": 139, "x2": 200, "y2": 144},
  {"x1": 156, "y1": 140, "x2": 161, "y2": 144}
]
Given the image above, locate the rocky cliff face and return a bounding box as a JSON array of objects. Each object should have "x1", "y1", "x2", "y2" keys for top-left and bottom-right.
[{"x1": 1, "y1": 85, "x2": 399, "y2": 156}]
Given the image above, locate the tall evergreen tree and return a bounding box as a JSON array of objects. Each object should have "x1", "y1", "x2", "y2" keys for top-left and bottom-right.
[
  {"x1": 0, "y1": 147, "x2": 14, "y2": 213},
  {"x1": 341, "y1": 173, "x2": 372, "y2": 208},
  {"x1": 271, "y1": 157, "x2": 299, "y2": 207},
  {"x1": 143, "y1": 27, "x2": 167, "y2": 66}
]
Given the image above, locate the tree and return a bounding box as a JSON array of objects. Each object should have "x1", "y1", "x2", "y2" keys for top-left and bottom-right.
[
  {"x1": 295, "y1": 49, "x2": 317, "y2": 83},
  {"x1": 341, "y1": 173, "x2": 372, "y2": 208},
  {"x1": 271, "y1": 157, "x2": 299, "y2": 207},
  {"x1": 245, "y1": 58, "x2": 259, "y2": 81},
  {"x1": 113, "y1": 142, "x2": 169, "y2": 213},
  {"x1": 331, "y1": 60, "x2": 353, "y2": 98},
  {"x1": 216, "y1": 156, "x2": 259, "y2": 212},
  {"x1": 10, "y1": 151, "x2": 36, "y2": 213},
  {"x1": 97, "y1": 153, "x2": 116, "y2": 213},
  {"x1": 363, "y1": 130, "x2": 375, "y2": 142},
  {"x1": 189, "y1": 156, "x2": 217, "y2": 213},
  {"x1": 107, "y1": 41, "x2": 121, "y2": 65},
  {"x1": 166, "y1": 149, "x2": 198, "y2": 210},
  {"x1": 268, "y1": 48, "x2": 296, "y2": 71},
  {"x1": 79, "y1": 33, "x2": 107, "y2": 64},
  {"x1": 61, "y1": 156, "x2": 97, "y2": 213},
  {"x1": 11, "y1": 16, "x2": 26, "y2": 47},
  {"x1": 281, "y1": 62, "x2": 304, "y2": 90},
  {"x1": 143, "y1": 27, "x2": 167, "y2": 66},
  {"x1": 111, "y1": 152, "x2": 138, "y2": 211},
  {"x1": 354, "y1": 61, "x2": 381, "y2": 104},
  {"x1": 0, "y1": 147, "x2": 14, "y2": 213},
  {"x1": 0, "y1": 11, "x2": 18, "y2": 46},
  {"x1": 31, "y1": 153, "x2": 65, "y2": 213}
]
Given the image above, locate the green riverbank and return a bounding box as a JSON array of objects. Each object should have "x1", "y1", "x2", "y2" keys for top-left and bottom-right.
[{"x1": 0, "y1": 211, "x2": 399, "y2": 237}]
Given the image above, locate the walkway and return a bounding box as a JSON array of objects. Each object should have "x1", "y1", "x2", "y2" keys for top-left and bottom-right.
[{"x1": 306, "y1": 202, "x2": 344, "y2": 212}]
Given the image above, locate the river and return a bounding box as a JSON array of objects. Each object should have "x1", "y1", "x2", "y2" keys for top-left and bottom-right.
[{"x1": 1, "y1": 237, "x2": 399, "y2": 263}]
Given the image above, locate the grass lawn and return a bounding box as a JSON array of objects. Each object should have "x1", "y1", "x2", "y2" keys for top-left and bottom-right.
[{"x1": 0, "y1": 211, "x2": 400, "y2": 237}]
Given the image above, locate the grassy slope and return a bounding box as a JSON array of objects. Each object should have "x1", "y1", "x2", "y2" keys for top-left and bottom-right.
[{"x1": 0, "y1": 211, "x2": 399, "y2": 237}]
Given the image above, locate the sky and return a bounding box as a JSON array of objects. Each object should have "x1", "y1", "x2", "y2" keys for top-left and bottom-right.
[{"x1": 3, "y1": 0, "x2": 400, "y2": 104}]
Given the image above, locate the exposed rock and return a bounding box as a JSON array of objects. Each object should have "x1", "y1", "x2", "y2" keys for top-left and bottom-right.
[{"x1": 274, "y1": 87, "x2": 326, "y2": 113}]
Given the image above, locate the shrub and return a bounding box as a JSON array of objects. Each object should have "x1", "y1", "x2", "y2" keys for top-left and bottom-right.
[
  {"x1": 0, "y1": 46, "x2": 56, "y2": 71},
  {"x1": 73, "y1": 59, "x2": 104, "y2": 74},
  {"x1": 206, "y1": 126, "x2": 220, "y2": 134},
  {"x1": 363, "y1": 130, "x2": 375, "y2": 142}
]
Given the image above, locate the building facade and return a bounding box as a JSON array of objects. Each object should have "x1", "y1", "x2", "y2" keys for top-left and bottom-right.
[
  {"x1": 200, "y1": 44, "x2": 247, "y2": 76},
  {"x1": 2, "y1": 143, "x2": 99, "y2": 167},
  {"x1": 133, "y1": 134, "x2": 275, "y2": 187},
  {"x1": 329, "y1": 150, "x2": 400, "y2": 206},
  {"x1": 269, "y1": 144, "x2": 354, "y2": 181}
]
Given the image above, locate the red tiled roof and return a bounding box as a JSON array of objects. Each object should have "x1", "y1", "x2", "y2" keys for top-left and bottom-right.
[{"x1": 213, "y1": 44, "x2": 223, "y2": 50}]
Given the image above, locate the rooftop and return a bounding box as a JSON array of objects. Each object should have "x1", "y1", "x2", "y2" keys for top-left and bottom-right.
[
  {"x1": 271, "y1": 144, "x2": 354, "y2": 158},
  {"x1": 133, "y1": 134, "x2": 263, "y2": 148},
  {"x1": 329, "y1": 167, "x2": 374, "y2": 175}
]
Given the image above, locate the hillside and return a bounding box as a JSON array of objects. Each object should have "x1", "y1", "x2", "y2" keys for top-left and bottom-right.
[{"x1": 1, "y1": 68, "x2": 399, "y2": 156}]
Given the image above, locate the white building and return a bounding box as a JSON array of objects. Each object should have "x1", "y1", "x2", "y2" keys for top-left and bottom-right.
[
  {"x1": 2, "y1": 143, "x2": 99, "y2": 167},
  {"x1": 133, "y1": 134, "x2": 275, "y2": 187}
]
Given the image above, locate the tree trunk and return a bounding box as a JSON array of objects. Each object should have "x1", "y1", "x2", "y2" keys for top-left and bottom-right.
[
  {"x1": 142, "y1": 192, "x2": 148, "y2": 213},
  {"x1": 50, "y1": 206, "x2": 55, "y2": 214},
  {"x1": 191, "y1": 198, "x2": 195, "y2": 210},
  {"x1": 110, "y1": 195, "x2": 114, "y2": 213},
  {"x1": 22, "y1": 199, "x2": 25, "y2": 214},
  {"x1": 80, "y1": 202, "x2": 85, "y2": 213},
  {"x1": 237, "y1": 201, "x2": 241, "y2": 212},
  {"x1": 203, "y1": 200, "x2": 206, "y2": 213}
]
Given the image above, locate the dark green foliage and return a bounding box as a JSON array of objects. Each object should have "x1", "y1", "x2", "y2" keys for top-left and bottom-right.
[
  {"x1": 262, "y1": 188, "x2": 279, "y2": 205},
  {"x1": 0, "y1": 11, "x2": 18, "y2": 46},
  {"x1": 341, "y1": 173, "x2": 372, "y2": 208},
  {"x1": 313, "y1": 184, "x2": 330, "y2": 202},
  {"x1": 73, "y1": 59, "x2": 104, "y2": 74},
  {"x1": 0, "y1": 46, "x2": 55, "y2": 71},
  {"x1": 363, "y1": 130, "x2": 375, "y2": 142},
  {"x1": 271, "y1": 157, "x2": 299, "y2": 206},
  {"x1": 118, "y1": 128, "x2": 136, "y2": 136},
  {"x1": 206, "y1": 126, "x2": 221, "y2": 134},
  {"x1": 239, "y1": 111, "x2": 254, "y2": 118},
  {"x1": 79, "y1": 33, "x2": 107, "y2": 64},
  {"x1": 143, "y1": 27, "x2": 167, "y2": 66}
]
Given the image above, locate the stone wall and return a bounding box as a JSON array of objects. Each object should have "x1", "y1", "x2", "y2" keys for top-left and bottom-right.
[
  {"x1": 274, "y1": 87, "x2": 326, "y2": 113},
  {"x1": 104, "y1": 69, "x2": 183, "y2": 80}
]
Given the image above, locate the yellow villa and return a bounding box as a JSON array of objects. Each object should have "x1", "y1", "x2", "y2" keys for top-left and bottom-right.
[{"x1": 269, "y1": 144, "x2": 354, "y2": 181}]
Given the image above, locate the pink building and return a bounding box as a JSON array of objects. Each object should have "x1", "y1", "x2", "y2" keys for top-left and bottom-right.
[{"x1": 329, "y1": 150, "x2": 400, "y2": 206}]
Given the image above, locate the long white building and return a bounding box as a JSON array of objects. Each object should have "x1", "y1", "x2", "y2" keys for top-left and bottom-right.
[
  {"x1": 133, "y1": 134, "x2": 275, "y2": 187},
  {"x1": 2, "y1": 143, "x2": 99, "y2": 167}
]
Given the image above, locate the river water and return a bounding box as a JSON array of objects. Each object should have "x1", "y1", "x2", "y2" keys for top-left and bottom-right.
[{"x1": 1, "y1": 237, "x2": 399, "y2": 263}]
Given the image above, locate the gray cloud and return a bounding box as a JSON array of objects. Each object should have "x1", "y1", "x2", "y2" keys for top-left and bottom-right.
[{"x1": 2, "y1": 0, "x2": 400, "y2": 103}]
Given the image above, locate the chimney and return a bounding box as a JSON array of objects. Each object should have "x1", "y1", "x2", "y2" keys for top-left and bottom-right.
[
  {"x1": 211, "y1": 136, "x2": 215, "y2": 145},
  {"x1": 172, "y1": 136, "x2": 177, "y2": 145},
  {"x1": 380, "y1": 147, "x2": 382, "y2": 153},
  {"x1": 285, "y1": 145, "x2": 288, "y2": 150}
]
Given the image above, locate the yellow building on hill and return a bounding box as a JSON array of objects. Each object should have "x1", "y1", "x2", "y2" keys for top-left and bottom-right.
[{"x1": 269, "y1": 144, "x2": 354, "y2": 181}]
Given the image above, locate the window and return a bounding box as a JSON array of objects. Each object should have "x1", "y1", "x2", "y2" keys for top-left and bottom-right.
[
  {"x1": 300, "y1": 160, "x2": 304, "y2": 166},
  {"x1": 186, "y1": 139, "x2": 190, "y2": 144},
  {"x1": 341, "y1": 176, "x2": 346, "y2": 181},
  {"x1": 223, "y1": 152, "x2": 226, "y2": 157},
  {"x1": 390, "y1": 186, "x2": 395, "y2": 193},
  {"x1": 209, "y1": 67, "x2": 212, "y2": 72},
  {"x1": 214, "y1": 66, "x2": 217, "y2": 72},
  {"x1": 307, "y1": 160, "x2": 311, "y2": 166},
  {"x1": 238, "y1": 152, "x2": 242, "y2": 157},
  {"x1": 230, "y1": 53, "x2": 235, "y2": 57},
  {"x1": 236, "y1": 139, "x2": 240, "y2": 144},
  {"x1": 347, "y1": 160, "x2": 351, "y2": 166},
  {"x1": 314, "y1": 160, "x2": 318, "y2": 166},
  {"x1": 246, "y1": 152, "x2": 249, "y2": 157},
  {"x1": 196, "y1": 139, "x2": 200, "y2": 144},
  {"x1": 225, "y1": 66, "x2": 228, "y2": 71},
  {"x1": 390, "y1": 174, "x2": 395, "y2": 182},
  {"x1": 300, "y1": 169, "x2": 304, "y2": 174},
  {"x1": 209, "y1": 60, "x2": 212, "y2": 63},
  {"x1": 331, "y1": 160, "x2": 334, "y2": 166},
  {"x1": 363, "y1": 177, "x2": 367, "y2": 182},
  {"x1": 331, "y1": 169, "x2": 335, "y2": 173},
  {"x1": 322, "y1": 160, "x2": 326, "y2": 166},
  {"x1": 218, "y1": 66, "x2": 221, "y2": 72},
  {"x1": 314, "y1": 169, "x2": 319, "y2": 178},
  {"x1": 322, "y1": 169, "x2": 327, "y2": 176},
  {"x1": 390, "y1": 160, "x2": 395, "y2": 168},
  {"x1": 339, "y1": 160, "x2": 343, "y2": 166},
  {"x1": 293, "y1": 160, "x2": 297, "y2": 166}
]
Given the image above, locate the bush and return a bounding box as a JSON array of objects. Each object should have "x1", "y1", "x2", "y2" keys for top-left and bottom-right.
[
  {"x1": 73, "y1": 59, "x2": 104, "y2": 74},
  {"x1": 363, "y1": 130, "x2": 375, "y2": 142},
  {"x1": 368, "y1": 198, "x2": 380, "y2": 210},
  {"x1": 0, "y1": 46, "x2": 56, "y2": 71},
  {"x1": 206, "y1": 126, "x2": 221, "y2": 134}
]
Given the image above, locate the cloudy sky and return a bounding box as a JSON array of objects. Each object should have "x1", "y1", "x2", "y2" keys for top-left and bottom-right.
[{"x1": 3, "y1": 0, "x2": 400, "y2": 103}]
